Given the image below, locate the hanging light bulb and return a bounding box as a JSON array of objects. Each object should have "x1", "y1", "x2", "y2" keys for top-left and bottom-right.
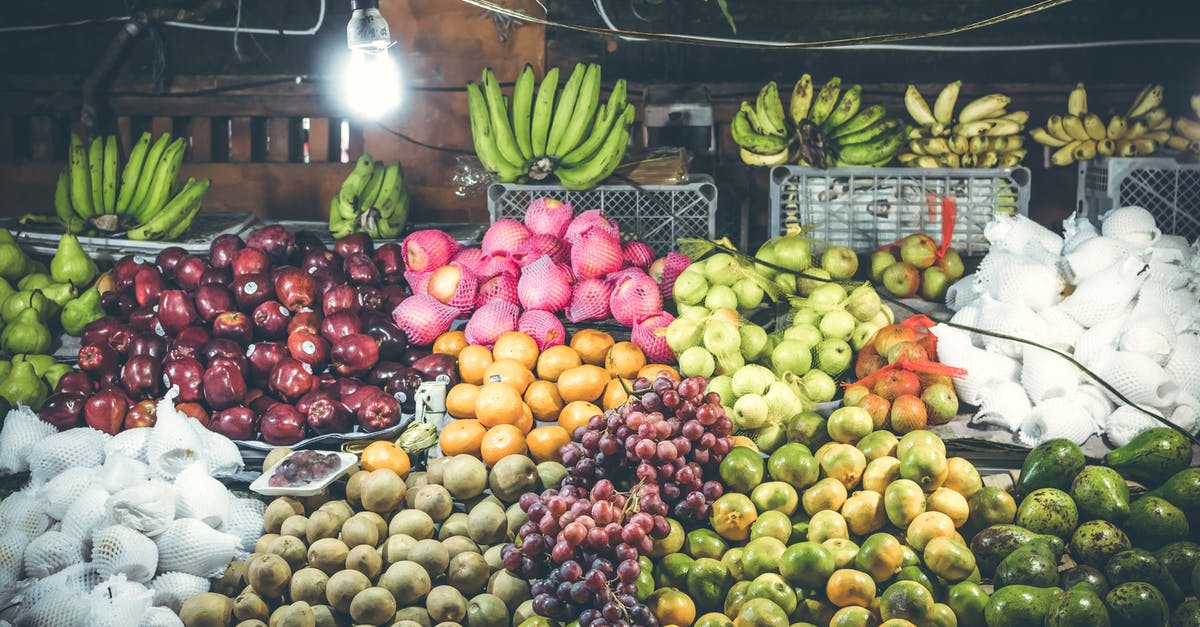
[{"x1": 342, "y1": 0, "x2": 401, "y2": 119}]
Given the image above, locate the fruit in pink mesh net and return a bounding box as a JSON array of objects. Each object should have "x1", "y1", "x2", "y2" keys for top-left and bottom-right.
[
  {"x1": 517, "y1": 310, "x2": 566, "y2": 351},
  {"x1": 464, "y1": 301, "x2": 521, "y2": 348},
  {"x1": 622, "y1": 241, "x2": 655, "y2": 269},
  {"x1": 571, "y1": 230, "x2": 623, "y2": 279},
  {"x1": 391, "y1": 294, "x2": 458, "y2": 346},
  {"x1": 479, "y1": 253, "x2": 519, "y2": 280},
  {"x1": 564, "y1": 209, "x2": 619, "y2": 244},
  {"x1": 631, "y1": 311, "x2": 676, "y2": 364},
  {"x1": 513, "y1": 234, "x2": 570, "y2": 267},
  {"x1": 518, "y1": 256, "x2": 573, "y2": 312},
  {"x1": 482, "y1": 219, "x2": 531, "y2": 256},
  {"x1": 609, "y1": 268, "x2": 664, "y2": 327},
  {"x1": 427, "y1": 264, "x2": 479, "y2": 314},
  {"x1": 649, "y1": 252, "x2": 693, "y2": 301},
  {"x1": 403, "y1": 229, "x2": 461, "y2": 273},
  {"x1": 566, "y1": 278, "x2": 612, "y2": 323},
  {"x1": 476, "y1": 273, "x2": 519, "y2": 308},
  {"x1": 451, "y1": 247, "x2": 488, "y2": 276},
  {"x1": 524, "y1": 198, "x2": 574, "y2": 238},
  {"x1": 404, "y1": 270, "x2": 432, "y2": 295}
]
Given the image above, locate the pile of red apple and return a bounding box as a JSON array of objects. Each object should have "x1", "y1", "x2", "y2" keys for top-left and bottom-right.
[{"x1": 38, "y1": 226, "x2": 461, "y2": 446}]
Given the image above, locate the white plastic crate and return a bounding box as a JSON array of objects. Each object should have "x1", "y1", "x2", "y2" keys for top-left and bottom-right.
[
  {"x1": 1077, "y1": 156, "x2": 1200, "y2": 241},
  {"x1": 487, "y1": 175, "x2": 717, "y2": 257},
  {"x1": 769, "y1": 166, "x2": 1030, "y2": 255}
]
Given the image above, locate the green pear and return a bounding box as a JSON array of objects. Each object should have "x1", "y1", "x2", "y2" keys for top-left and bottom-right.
[
  {"x1": 12, "y1": 354, "x2": 58, "y2": 377},
  {"x1": 0, "y1": 229, "x2": 13, "y2": 244},
  {"x1": 0, "y1": 278, "x2": 13, "y2": 305},
  {"x1": 40, "y1": 282, "x2": 79, "y2": 310},
  {"x1": 18, "y1": 273, "x2": 52, "y2": 291},
  {"x1": 0, "y1": 244, "x2": 28, "y2": 281},
  {"x1": 0, "y1": 361, "x2": 48, "y2": 410},
  {"x1": 0, "y1": 360, "x2": 11, "y2": 381},
  {"x1": 50, "y1": 233, "x2": 98, "y2": 288},
  {"x1": 61, "y1": 288, "x2": 105, "y2": 336},
  {"x1": 42, "y1": 363, "x2": 74, "y2": 390},
  {"x1": 1, "y1": 308, "x2": 52, "y2": 355},
  {"x1": 1, "y1": 290, "x2": 50, "y2": 323}
]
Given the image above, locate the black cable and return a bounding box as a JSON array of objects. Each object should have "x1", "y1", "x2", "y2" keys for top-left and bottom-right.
[{"x1": 375, "y1": 123, "x2": 473, "y2": 154}]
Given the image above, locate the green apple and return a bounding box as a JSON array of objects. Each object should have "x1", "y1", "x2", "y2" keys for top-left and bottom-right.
[
  {"x1": 755, "y1": 239, "x2": 780, "y2": 279},
  {"x1": 679, "y1": 304, "x2": 711, "y2": 320},
  {"x1": 784, "y1": 323, "x2": 823, "y2": 348},
  {"x1": 899, "y1": 234, "x2": 938, "y2": 269},
  {"x1": 850, "y1": 321, "x2": 884, "y2": 351},
  {"x1": 764, "y1": 381, "x2": 804, "y2": 423},
  {"x1": 798, "y1": 268, "x2": 831, "y2": 296},
  {"x1": 800, "y1": 369, "x2": 838, "y2": 403},
  {"x1": 813, "y1": 338, "x2": 852, "y2": 376},
  {"x1": 870, "y1": 250, "x2": 898, "y2": 283},
  {"x1": 665, "y1": 318, "x2": 705, "y2": 355},
  {"x1": 921, "y1": 383, "x2": 959, "y2": 424},
  {"x1": 704, "y1": 284, "x2": 739, "y2": 311},
  {"x1": 937, "y1": 248, "x2": 965, "y2": 281},
  {"x1": 870, "y1": 306, "x2": 893, "y2": 328},
  {"x1": 845, "y1": 284, "x2": 882, "y2": 322},
  {"x1": 774, "y1": 272, "x2": 797, "y2": 295},
  {"x1": 678, "y1": 346, "x2": 716, "y2": 378},
  {"x1": 773, "y1": 236, "x2": 812, "y2": 273},
  {"x1": 921, "y1": 266, "x2": 950, "y2": 301},
  {"x1": 881, "y1": 262, "x2": 920, "y2": 298},
  {"x1": 733, "y1": 394, "x2": 771, "y2": 429},
  {"x1": 791, "y1": 307, "x2": 821, "y2": 327},
  {"x1": 771, "y1": 340, "x2": 814, "y2": 375},
  {"x1": 817, "y1": 310, "x2": 856, "y2": 341},
  {"x1": 752, "y1": 425, "x2": 788, "y2": 454},
  {"x1": 673, "y1": 270, "x2": 708, "y2": 306},
  {"x1": 807, "y1": 282, "x2": 847, "y2": 312},
  {"x1": 714, "y1": 351, "x2": 746, "y2": 376},
  {"x1": 733, "y1": 278, "x2": 766, "y2": 310},
  {"x1": 706, "y1": 374, "x2": 734, "y2": 405},
  {"x1": 732, "y1": 364, "x2": 777, "y2": 398},
  {"x1": 703, "y1": 319, "x2": 742, "y2": 355},
  {"x1": 704, "y1": 253, "x2": 740, "y2": 286},
  {"x1": 740, "y1": 324, "x2": 770, "y2": 362},
  {"x1": 821, "y1": 246, "x2": 859, "y2": 280}
]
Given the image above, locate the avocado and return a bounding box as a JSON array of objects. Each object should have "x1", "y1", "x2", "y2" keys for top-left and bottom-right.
[
  {"x1": 994, "y1": 542, "x2": 1061, "y2": 588},
  {"x1": 1148, "y1": 467, "x2": 1200, "y2": 517},
  {"x1": 1105, "y1": 581, "x2": 1169, "y2": 627},
  {"x1": 1071, "y1": 466, "x2": 1131, "y2": 524},
  {"x1": 1104, "y1": 548, "x2": 1185, "y2": 603},
  {"x1": 1059, "y1": 564, "x2": 1110, "y2": 597},
  {"x1": 969, "y1": 524, "x2": 1065, "y2": 576},
  {"x1": 1045, "y1": 584, "x2": 1110, "y2": 627},
  {"x1": 1018, "y1": 438, "x2": 1085, "y2": 495},
  {"x1": 1127, "y1": 495, "x2": 1190, "y2": 550},
  {"x1": 1069, "y1": 519, "x2": 1132, "y2": 568},
  {"x1": 1171, "y1": 599, "x2": 1200, "y2": 627},
  {"x1": 1104, "y1": 427, "x2": 1192, "y2": 487},
  {"x1": 1015, "y1": 488, "x2": 1079, "y2": 540},
  {"x1": 983, "y1": 585, "x2": 1062, "y2": 627},
  {"x1": 1155, "y1": 541, "x2": 1200, "y2": 594}
]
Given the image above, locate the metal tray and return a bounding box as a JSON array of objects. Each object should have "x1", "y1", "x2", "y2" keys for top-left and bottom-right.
[
  {"x1": 7, "y1": 213, "x2": 255, "y2": 262},
  {"x1": 274, "y1": 221, "x2": 488, "y2": 248}
]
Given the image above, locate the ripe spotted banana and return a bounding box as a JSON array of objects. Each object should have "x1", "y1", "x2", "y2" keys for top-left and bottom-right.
[
  {"x1": 790, "y1": 74, "x2": 814, "y2": 125},
  {"x1": 904, "y1": 84, "x2": 937, "y2": 128},
  {"x1": 933, "y1": 81, "x2": 962, "y2": 126}
]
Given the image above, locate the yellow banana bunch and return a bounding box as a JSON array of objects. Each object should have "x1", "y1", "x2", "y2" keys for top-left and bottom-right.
[
  {"x1": 1032, "y1": 82, "x2": 1172, "y2": 166},
  {"x1": 900, "y1": 82, "x2": 1028, "y2": 168},
  {"x1": 1164, "y1": 90, "x2": 1200, "y2": 155},
  {"x1": 467, "y1": 64, "x2": 633, "y2": 190},
  {"x1": 329, "y1": 154, "x2": 409, "y2": 240}
]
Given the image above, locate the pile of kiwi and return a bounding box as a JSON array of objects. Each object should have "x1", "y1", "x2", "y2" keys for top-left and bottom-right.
[{"x1": 179, "y1": 450, "x2": 568, "y2": 627}]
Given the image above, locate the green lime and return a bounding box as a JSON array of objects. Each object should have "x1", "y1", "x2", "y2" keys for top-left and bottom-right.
[
  {"x1": 685, "y1": 529, "x2": 729, "y2": 560},
  {"x1": 687, "y1": 557, "x2": 732, "y2": 612},
  {"x1": 751, "y1": 510, "x2": 794, "y2": 543},
  {"x1": 720, "y1": 446, "x2": 766, "y2": 493},
  {"x1": 780, "y1": 541, "x2": 835, "y2": 589}
]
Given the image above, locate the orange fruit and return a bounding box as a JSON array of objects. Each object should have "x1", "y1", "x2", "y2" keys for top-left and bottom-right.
[
  {"x1": 484, "y1": 359, "x2": 536, "y2": 395},
  {"x1": 557, "y1": 364, "x2": 610, "y2": 403},
  {"x1": 524, "y1": 380, "x2": 565, "y2": 423},
  {"x1": 559, "y1": 400, "x2": 602, "y2": 436},
  {"x1": 439, "y1": 419, "x2": 486, "y2": 457},
  {"x1": 570, "y1": 329, "x2": 615, "y2": 366},
  {"x1": 492, "y1": 331, "x2": 540, "y2": 371},
  {"x1": 646, "y1": 588, "x2": 696, "y2": 627},
  {"x1": 433, "y1": 330, "x2": 469, "y2": 357},
  {"x1": 458, "y1": 345, "x2": 494, "y2": 385},
  {"x1": 638, "y1": 364, "x2": 680, "y2": 383},
  {"x1": 515, "y1": 403, "x2": 534, "y2": 433},
  {"x1": 475, "y1": 382, "x2": 525, "y2": 428},
  {"x1": 360, "y1": 441, "x2": 411, "y2": 477},
  {"x1": 527, "y1": 425, "x2": 570, "y2": 463},
  {"x1": 601, "y1": 377, "x2": 631, "y2": 411},
  {"x1": 605, "y1": 341, "x2": 647, "y2": 379},
  {"x1": 480, "y1": 424, "x2": 527, "y2": 466},
  {"x1": 536, "y1": 345, "x2": 582, "y2": 382},
  {"x1": 446, "y1": 383, "x2": 480, "y2": 419}
]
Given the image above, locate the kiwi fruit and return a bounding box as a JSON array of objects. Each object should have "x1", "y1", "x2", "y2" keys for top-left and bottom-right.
[
  {"x1": 406, "y1": 471, "x2": 430, "y2": 498},
  {"x1": 413, "y1": 485, "x2": 454, "y2": 521},
  {"x1": 288, "y1": 568, "x2": 329, "y2": 606},
  {"x1": 438, "y1": 513, "x2": 470, "y2": 540},
  {"x1": 279, "y1": 514, "x2": 308, "y2": 539},
  {"x1": 339, "y1": 514, "x2": 380, "y2": 549},
  {"x1": 381, "y1": 534, "x2": 417, "y2": 565},
  {"x1": 345, "y1": 544, "x2": 382, "y2": 579},
  {"x1": 466, "y1": 593, "x2": 509, "y2": 627},
  {"x1": 310, "y1": 604, "x2": 337, "y2": 627},
  {"x1": 467, "y1": 501, "x2": 508, "y2": 545},
  {"x1": 536, "y1": 461, "x2": 567, "y2": 490},
  {"x1": 215, "y1": 560, "x2": 248, "y2": 596},
  {"x1": 487, "y1": 455, "x2": 538, "y2": 503},
  {"x1": 486, "y1": 570, "x2": 530, "y2": 614},
  {"x1": 345, "y1": 470, "x2": 369, "y2": 508},
  {"x1": 234, "y1": 620, "x2": 268, "y2": 627},
  {"x1": 306, "y1": 538, "x2": 349, "y2": 575},
  {"x1": 442, "y1": 536, "x2": 480, "y2": 562},
  {"x1": 394, "y1": 606, "x2": 433, "y2": 627},
  {"x1": 263, "y1": 447, "x2": 293, "y2": 472},
  {"x1": 247, "y1": 553, "x2": 291, "y2": 599},
  {"x1": 426, "y1": 585, "x2": 467, "y2": 623},
  {"x1": 232, "y1": 589, "x2": 270, "y2": 622},
  {"x1": 446, "y1": 552, "x2": 490, "y2": 595},
  {"x1": 505, "y1": 502, "x2": 528, "y2": 535},
  {"x1": 409, "y1": 538, "x2": 450, "y2": 579},
  {"x1": 426, "y1": 457, "x2": 449, "y2": 485},
  {"x1": 442, "y1": 455, "x2": 488, "y2": 500},
  {"x1": 482, "y1": 544, "x2": 504, "y2": 572},
  {"x1": 325, "y1": 569, "x2": 371, "y2": 614},
  {"x1": 179, "y1": 592, "x2": 234, "y2": 627},
  {"x1": 350, "y1": 586, "x2": 397, "y2": 625},
  {"x1": 268, "y1": 601, "x2": 315, "y2": 627},
  {"x1": 263, "y1": 498, "x2": 304, "y2": 534},
  {"x1": 390, "y1": 509, "x2": 436, "y2": 540},
  {"x1": 305, "y1": 510, "x2": 341, "y2": 544},
  {"x1": 379, "y1": 560, "x2": 433, "y2": 604},
  {"x1": 392, "y1": 622, "x2": 426, "y2": 627},
  {"x1": 360, "y1": 468, "x2": 406, "y2": 514},
  {"x1": 317, "y1": 500, "x2": 354, "y2": 525},
  {"x1": 267, "y1": 535, "x2": 308, "y2": 571},
  {"x1": 255, "y1": 534, "x2": 281, "y2": 555},
  {"x1": 358, "y1": 511, "x2": 389, "y2": 540}
]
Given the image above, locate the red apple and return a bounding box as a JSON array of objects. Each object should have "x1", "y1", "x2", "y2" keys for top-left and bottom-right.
[
  {"x1": 357, "y1": 286, "x2": 384, "y2": 312},
  {"x1": 124, "y1": 400, "x2": 158, "y2": 429},
  {"x1": 163, "y1": 356, "x2": 205, "y2": 403},
  {"x1": 101, "y1": 290, "x2": 137, "y2": 317},
  {"x1": 357, "y1": 389, "x2": 400, "y2": 432},
  {"x1": 175, "y1": 402, "x2": 210, "y2": 426},
  {"x1": 246, "y1": 392, "x2": 276, "y2": 419},
  {"x1": 202, "y1": 338, "x2": 246, "y2": 367},
  {"x1": 157, "y1": 290, "x2": 197, "y2": 335},
  {"x1": 380, "y1": 284, "x2": 409, "y2": 312},
  {"x1": 295, "y1": 389, "x2": 334, "y2": 415},
  {"x1": 127, "y1": 308, "x2": 161, "y2": 337},
  {"x1": 209, "y1": 406, "x2": 258, "y2": 440},
  {"x1": 39, "y1": 393, "x2": 87, "y2": 430},
  {"x1": 269, "y1": 358, "x2": 315, "y2": 402},
  {"x1": 373, "y1": 243, "x2": 404, "y2": 282},
  {"x1": 412, "y1": 353, "x2": 459, "y2": 386},
  {"x1": 288, "y1": 310, "x2": 322, "y2": 336},
  {"x1": 363, "y1": 318, "x2": 408, "y2": 360},
  {"x1": 174, "y1": 255, "x2": 211, "y2": 291},
  {"x1": 251, "y1": 300, "x2": 291, "y2": 339},
  {"x1": 203, "y1": 362, "x2": 248, "y2": 410},
  {"x1": 321, "y1": 311, "x2": 362, "y2": 343},
  {"x1": 209, "y1": 234, "x2": 245, "y2": 271},
  {"x1": 121, "y1": 355, "x2": 162, "y2": 399},
  {"x1": 232, "y1": 247, "x2": 270, "y2": 277},
  {"x1": 340, "y1": 383, "x2": 380, "y2": 413},
  {"x1": 133, "y1": 266, "x2": 167, "y2": 308},
  {"x1": 322, "y1": 285, "x2": 360, "y2": 316},
  {"x1": 344, "y1": 253, "x2": 380, "y2": 286},
  {"x1": 81, "y1": 319, "x2": 128, "y2": 352},
  {"x1": 245, "y1": 225, "x2": 295, "y2": 262},
  {"x1": 232, "y1": 273, "x2": 273, "y2": 312},
  {"x1": 246, "y1": 341, "x2": 288, "y2": 384},
  {"x1": 309, "y1": 268, "x2": 343, "y2": 296},
  {"x1": 55, "y1": 372, "x2": 94, "y2": 396},
  {"x1": 113, "y1": 256, "x2": 145, "y2": 290},
  {"x1": 294, "y1": 231, "x2": 327, "y2": 257},
  {"x1": 95, "y1": 371, "x2": 122, "y2": 389},
  {"x1": 198, "y1": 268, "x2": 232, "y2": 287},
  {"x1": 127, "y1": 335, "x2": 168, "y2": 360},
  {"x1": 274, "y1": 267, "x2": 317, "y2": 312},
  {"x1": 307, "y1": 397, "x2": 353, "y2": 434},
  {"x1": 315, "y1": 372, "x2": 339, "y2": 393},
  {"x1": 385, "y1": 368, "x2": 424, "y2": 409},
  {"x1": 193, "y1": 285, "x2": 234, "y2": 323},
  {"x1": 155, "y1": 247, "x2": 188, "y2": 277},
  {"x1": 259, "y1": 402, "x2": 306, "y2": 445},
  {"x1": 335, "y1": 232, "x2": 374, "y2": 259},
  {"x1": 84, "y1": 389, "x2": 129, "y2": 435},
  {"x1": 400, "y1": 347, "x2": 430, "y2": 367},
  {"x1": 170, "y1": 326, "x2": 211, "y2": 360},
  {"x1": 331, "y1": 333, "x2": 379, "y2": 377},
  {"x1": 287, "y1": 329, "x2": 329, "y2": 367},
  {"x1": 302, "y1": 249, "x2": 338, "y2": 274},
  {"x1": 212, "y1": 311, "x2": 253, "y2": 345},
  {"x1": 78, "y1": 342, "x2": 119, "y2": 376}
]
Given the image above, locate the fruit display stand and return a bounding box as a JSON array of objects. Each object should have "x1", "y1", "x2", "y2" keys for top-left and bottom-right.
[
  {"x1": 769, "y1": 166, "x2": 1031, "y2": 255},
  {"x1": 5, "y1": 212, "x2": 256, "y2": 262},
  {"x1": 277, "y1": 221, "x2": 489, "y2": 249},
  {"x1": 1077, "y1": 156, "x2": 1200, "y2": 241}
]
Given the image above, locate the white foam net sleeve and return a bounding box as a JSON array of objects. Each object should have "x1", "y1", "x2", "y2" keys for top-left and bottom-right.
[
  {"x1": 0, "y1": 530, "x2": 29, "y2": 591},
  {"x1": 1138, "y1": 280, "x2": 1197, "y2": 321},
  {"x1": 87, "y1": 574, "x2": 154, "y2": 627},
  {"x1": 1096, "y1": 351, "x2": 1181, "y2": 408},
  {"x1": 1167, "y1": 392, "x2": 1198, "y2": 435},
  {"x1": 0, "y1": 406, "x2": 57, "y2": 475},
  {"x1": 98, "y1": 454, "x2": 151, "y2": 494},
  {"x1": 186, "y1": 420, "x2": 242, "y2": 478},
  {"x1": 1061, "y1": 255, "x2": 1150, "y2": 328},
  {"x1": 931, "y1": 324, "x2": 1021, "y2": 406},
  {"x1": 1101, "y1": 205, "x2": 1161, "y2": 245},
  {"x1": 1166, "y1": 333, "x2": 1200, "y2": 400},
  {"x1": 1062, "y1": 210, "x2": 1101, "y2": 254},
  {"x1": 945, "y1": 274, "x2": 982, "y2": 312},
  {"x1": 985, "y1": 213, "x2": 1064, "y2": 260},
  {"x1": 104, "y1": 428, "x2": 151, "y2": 465},
  {"x1": 1021, "y1": 345, "x2": 1080, "y2": 402},
  {"x1": 61, "y1": 485, "x2": 111, "y2": 541},
  {"x1": 150, "y1": 572, "x2": 209, "y2": 612},
  {"x1": 1068, "y1": 383, "x2": 1116, "y2": 429},
  {"x1": 1019, "y1": 397, "x2": 1099, "y2": 446},
  {"x1": 20, "y1": 563, "x2": 104, "y2": 610},
  {"x1": 18, "y1": 589, "x2": 90, "y2": 627},
  {"x1": 40, "y1": 467, "x2": 98, "y2": 521},
  {"x1": 975, "y1": 252, "x2": 1063, "y2": 312},
  {"x1": 154, "y1": 519, "x2": 238, "y2": 578},
  {"x1": 971, "y1": 381, "x2": 1032, "y2": 432},
  {"x1": 973, "y1": 298, "x2": 1050, "y2": 358},
  {"x1": 106, "y1": 482, "x2": 177, "y2": 538},
  {"x1": 0, "y1": 493, "x2": 51, "y2": 540},
  {"x1": 1062, "y1": 236, "x2": 1136, "y2": 284},
  {"x1": 1073, "y1": 316, "x2": 1126, "y2": 372},
  {"x1": 22, "y1": 530, "x2": 84, "y2": 579},
  {"x1": 223, "y1": 497, "x2": 265, "y2": 556},
  {"x1": 1119, "y1": 303, "x2": 1176, "y2": 364},
  {"x1": 172, "y1": 462, "x2": 230, "y2": 529},
  {"x1": 145, "y1": 389, "x2": 203, "y2": 482},
  {"x1": 1105, "y1": 404, "x2": 1166, "y2": 448},
  {"x1": 90, "y1": 526, "x2": 158, "y2": 584},
  {"x1": 26, "y1": 428, "x2": 108, "y2": 487},
  {"x1": 1144, "y1": 245, "x2": 1191, "y2": 289},
  {"x1": 139, "y1": 606, "x2": 184, "y2": 627},
  {"x1": 1038, "y1": 306, "x2": 1085, "y2": 351},
  {"x1": 948, "y1": 302, "x2": 983, "y2": 336}
]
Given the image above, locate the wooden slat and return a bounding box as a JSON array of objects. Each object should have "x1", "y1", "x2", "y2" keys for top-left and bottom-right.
[
  {"x1": 250, "y1": 118, "x2": 268, "y2": 162},
  {"x1": 307, "y1": 117, "x2": 330, "y2": 163},
  {"x1": 287, "y1": 117, "x2": 304, "y2": 163},
  {"x1": 345, "y1": 121, "x2": 363, "y2": 164},
  {"x1": 266, "y1": 117, "x2": 291, "y2": 162},
  {"x1": 30, "y1": 116, "x2": 53, "y2": 161},
  {"x1": 0, "y1": 116, "x2": 14, "y2": 162},
  {"x1": 188, "y1": 117, "x2": 212, "y2": 162},
  {"x1": 116, "y1": 117, "x2": 132, "y2": 154},
  {"x1": 229, "y1": 117, "x2": 252, "y2": 163},
  {"x1": 210, "y1": 117, "x2": 230, "y2": 162},
  {"x1": 151, "y1": 117, "x2": 173, "y2": 138}
]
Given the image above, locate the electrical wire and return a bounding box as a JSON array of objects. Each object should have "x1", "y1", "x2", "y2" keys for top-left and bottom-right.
[
  {"x1": 0, "y1": 16, "x2": 129, "y2": 32},
  {"x1": 375, "y1": 124, "x2": 474, "y2": 154},
  {"x1": 0, "y1": 0, "x2": 325, "y2": 36}
]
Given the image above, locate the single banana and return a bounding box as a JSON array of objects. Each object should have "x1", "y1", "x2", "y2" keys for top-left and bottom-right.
[
  {"x1": 953, "y1": 121, "x2": 994, "y2": 137},
  {"x1": 837, "y1": 130, "x2": 904, "y2": 165},
  {"x1": 730, "y1": 111, "x2": 790, "y2": 155},
  {"x1": 932, "y1": 80, "x2": 962, "y2": 126},
  {"x1": 338, "y1": 153, "x2": 376, "y2": 207},
  {"x1": 907, "y1": 126, "x2": 928, "y2": 140},
  {"x1": 809, "y1": 77, "x2": 842, "y2": 126},
  {"x1": 510, "y1": 64, "x2": 536, "y2": 161},
  {"x1": 922, "y1": 137, "x2": 952, "y2": 156},
  {"x1": 1145, "y1": 130, "x2": 1170, "y2": 143},
  {"x1": 908, "y1": 140, "x2": 927, "y2": 156},
  {"x1": 1051, "y1": 140, "x2": 1083, "y2": 166},
  {"x1": 822, "y1": 84, "x2": 862, "y2": 132},
  {"x1": 555, "y1": 63, "x2": 603, "y2": 157},
  {"x1": 1061, "y1": 115, "x2": 1091, "y2": 141},
  {"x1": 1000, "y1": 150, "x2": 1027, "y2": 167},
  {"x1": 101, "y1": 136, "x2": 117, "y2": 215},
  {"x1": 1097, "y1": 138, "x2": 1116, "y2": 155},
  {"x1": 1004, "y1": 135, "x2": 1025, "y2": 150},
  {"x1": 1164, "y1": 135, "x2": 1191, "y2": 151},
  {"x1": 958, "y1": 93, "x2": 1010, "y2": 124},
  {"x1": 373, "y1": 163, "x2": 402, "y2": 219},
  {"x1": 904, "y1": 84, "x2": 936, "y2": 127},
  {"x1": 54, "y1": 168, "x2": 73, "y2": 227},
  {"x1": 1150, "y1": 116, "x2": 1172, "y2": 132},
  {"x1": 1068, "y1": 82, "x2": 1088, "y2": 116},
  {"x1": 968, "y1": 135, "x2": 987, "y2": 154},
  {"x1": 467, "y1": 82, "x2": 524, "y2": 181},
  {"x1": 1030, "y1": 127, "x2": 1067, "y2": 147},
  {"x1": 741, "y1": 102, "x2": 769, "y2": 135},
  {"x1": 829, "y1": 105, "x2": 885, "y2": 139},
  {"x1": 359, "y1": 162, "x2": 386, "y2": 209},
  {"x1": 530, "y1": 66, "x2": 560, "y2": 156},
  {"x1": 835, "y1": 119, "x2": 901, "y2": 146},
  {"x1": 949, "y1": 134, "x2": 970, "y2": 155},
  {"x1": 897, "y1": 153, "x2": 919, "y2": 165},
  {"x1": 1073, "y1": 139, "x2": 1097, "y2": 161},
  {"x1": 1131, "y1": 138, "x2": 1157, "y2": 155},
  {"x1": 1115, "y1": 140, "x2": 1136, "y2": 157},
  {"x1": 930, "y1": 122, "x2": 947, "y2": 137},
  {"x1": 1001, "y1": 111, "x2": 1030, "y2": 125},
  {"x1": 961, "y1": 153, "x2": 976, "y2": 167},
  {"x1": 937, "y1": 153, "x2": 961, "y2": 168},
  {"x1": 555, "y1": 105, "x2": 632, "y2": 190},
  {"x1": 1174, "y1": 117, "x2": 1200, "y2": 141},
  {"x1": 127, "y1": 177, "x2": 209, "y2": 240},
  {"x1": 1046, "y1": 115, "x2": 1073, "y2": 142},
  {"x1": 790, "y1": 74, "x2": 814, "y2": 125},
  {"x1": 545, "y1": 63, "x2": 586, "y2": 156},
  {"x1": 985, "y1": 120, "x2": 1023, "y2": 137},
  {"x1": 1141, "y1": 107, "x2": 1169, "y2": 128},
  {"x1": 739, "y1": 147, "x2": 790, "y2": 166},
  {"x1": 67, "y1": 133, "x2": 93, "y2": 220},
  {"x1": 88, "y1": 137, "x2": 104, "y2": 216},
  {"x1": 915, "y1": 155, "x2": 940, "y2": 168},
  {"x1": 1124, "y1": 120, "x2": 1149, "y2": 140},
  {"x1": 1080, "y1": 114, "x2": 1105, "y2": 141},
  {"x1": 130, "y1": 138, "x2": 185, "y2": 225},
  {"x1": 128, "y1": 133, "x2": 171, "y2": 217},
  {"x1": 1127, "y1": 84, "x2": 1164, "y2": 118},
  {"x1": 1192, "y1": 93, "x2": 1200, "y2": 119},
  {"x1": 1106, "y1": 115, "x2": 1128, "y2": 140},
  {"x1": 755, "y1": 82, "x2": 788, "y2": 137},
  {"x1": 481, "y1": 69, "x2": 527, "y2": 167},
  {"x1": 562, "y1": 79, "x2": 627, "y2": 166},
  {"x1": 116, "y1": 132, "x2": 151, "y2": 215},
  {"x1": 978, "y1": 151, "x2": 1000, "y2": 168}
]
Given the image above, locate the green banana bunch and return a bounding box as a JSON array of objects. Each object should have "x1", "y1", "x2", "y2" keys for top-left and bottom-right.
[
  {"x1": 53, "y1": 131, "x2": 207, "y2": 239},
  {"x1": 731, "y1": 75, "x2": 905, "y2": 169},
  {"x1": 1029, "y1": 82, "x2": 1171, "y2": 166},
  {"x1": 901, "y1": 82, "x2": 1029, "y2": 169},
  {"x1": 330, "y1": 152, "x2": 409, "y2": 240},
  {"x1": 467, "y1": 64, "x2": 634, "y2": 190}
]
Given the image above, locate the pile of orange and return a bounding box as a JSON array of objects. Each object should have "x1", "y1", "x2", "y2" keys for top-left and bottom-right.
[{"x1": 434, "y1": 328, "x2": 680, "y2": 467}]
